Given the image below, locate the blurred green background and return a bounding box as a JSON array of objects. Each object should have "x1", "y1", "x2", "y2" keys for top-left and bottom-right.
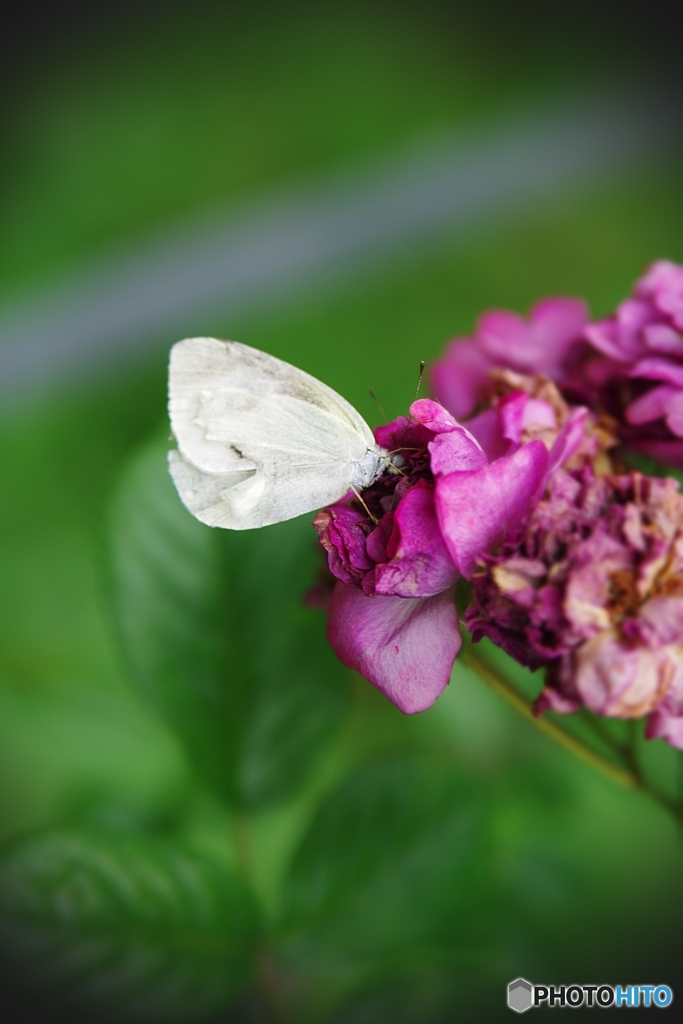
[{"x1": 1, "y1": 2, "x2": 683, "y2": 1021}]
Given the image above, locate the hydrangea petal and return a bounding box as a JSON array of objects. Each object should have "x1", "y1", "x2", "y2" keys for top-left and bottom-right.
[
  {"x1": 374, "y1": 415, "x2": 432, "y2": 455},
  {"x1": 523, "y1": 398, "x2": 557, "y2": 429},
  {"x1": 477, "y1": 310, "x2": 529, "y2": 364},
  {"x1": 625, "y1": 384, "x2": 679, "y2": 425},
  {"x1": 327, "y1": 582, "x2": 461, "y2": 714},
  {"x1": 643, "y1": 323, "x2": 683, "y2": 354},
  {"x1": 635, "y1": 259, "x2": 682, "y2": 299},
  {"x1": 410, "y1": 399, "x2": 486, "y2": 475},
  {"x1": 663, "y1": 390, "x2": 683, "y2": 436},
  {"x1": 313, "y1": 505, "x2": 373, "y2": 587},
  {"x1": 614, "y1": 300, "x2": 653, "y2": 360},
  {"x1": 623, "y1": 596, "x2": 683, "y2": 648},
  {"x1": 463, "y1": 408, "x2": 503, "y2": 460},
  {"x1": 427, "y1": 430, "x2": 489, "y2": 476},
  {"x1": 544, "y1": 407, "x2": 587, "y2": 483},
  {"x1": 410, "y1": 397, "x2": 466, "y2": 434},
  {"x1": 580, "y1": 261, "x2": 683, "y2": 467},
  {"x1": 374, "y1": 480, "x2": 458, "y2": 598},
  {"x1": 525, "y1": 297, "x2": 589, "y2": 376},
  {"x1": 584, "y1": 319, "x2": 627, "y2": 362},
  {"x1": 535, "y1": 686, "x2": 581, "y2": 716},
  {"x1": 645, "y1": 709, "x2": 683, "y2": 748},
  {"x1": 629, "y1": 357, "x2": 683, "y2": 387},
  {"x1": 630, "y1": 439, "x2": 683, "y2": 470},
  {"x1": 574, "y1": 630, "x2": 680, "y2": 718},
  {"x1": 429, "y1": 339, "x2": 493, "y2": 420},
  {"x1": 466, "y1": 391, "x2": 527, "y2": 461},
  {"x1": 436, "y1": 440, "x2": 548, "y2": 579},
  {"x1": 431, "y1": 298, "x2": 586, "y2": 421},
  {"x1": 477, "y1": 300, "x2": 588, "y2": 376}
]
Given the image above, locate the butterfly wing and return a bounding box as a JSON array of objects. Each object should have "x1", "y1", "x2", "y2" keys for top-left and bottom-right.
[{"x1": 168, "y1": 337, "x2": 380, "y2": 529}]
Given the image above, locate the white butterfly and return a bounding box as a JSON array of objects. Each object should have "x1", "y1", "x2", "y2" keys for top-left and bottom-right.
[{"x1": 168, "y1": 337, "x2": 391, "y2": 529}]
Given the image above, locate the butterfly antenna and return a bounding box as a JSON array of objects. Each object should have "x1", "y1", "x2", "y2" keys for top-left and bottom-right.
[
  {"x1": 380, "y1": 453, "x2": 406, "y2": 476},
  {"x1": 414, "y1": 360, "x2": 426, "y2": 403},
  {"x1": 369, "y1": 388, "x2": 388, "y2": 422}
]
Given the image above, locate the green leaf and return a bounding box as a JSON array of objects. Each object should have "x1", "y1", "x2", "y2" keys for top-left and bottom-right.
[
  {"x1": 280, "y1": 755, "x2": 490, "y2": 962},
  {"x1": 0, "y1": 830, "x2": 261, "y2": 1023},
  {"x1": 107, "y1": 434, "x2": 350, "y2": 808},
  {"x1": 325, "y1": 968, "x2": 504, "y2": 1024}
]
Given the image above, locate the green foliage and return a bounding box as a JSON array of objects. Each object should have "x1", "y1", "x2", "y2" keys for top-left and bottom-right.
[
  {"x1": 281, "y1": 756, "x2": 490, "y2": 962},
  {"x1": 0, "y1": 2, "x2": 612, "y2": 299},
  {"x1": 0, "y1": 830, "x2": 261, "y2": 1023},
  {"x1": 4, "y1": 9, "x2": 683, "y2": 1015},
  {"x1": 107, "y1": 434, "x2": 350, "y2": 809}
]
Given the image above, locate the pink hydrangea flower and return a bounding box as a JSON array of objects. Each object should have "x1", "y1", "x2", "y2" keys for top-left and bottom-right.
[
  {"x1": 584, "y1": 260, "x2": 683, "y2": 468},
  {"x1": 316, "y1": 266, "x2": 683, "y2": 742},
  {"x1": 430, "y1": 298, "x2": 589, "y2": 420},
  {"x1": 465, "y1": 466, "x2": 683, "y2": 748},
  {"x1": 314, "y1": 385, "x2": 586, "y2": 714}
]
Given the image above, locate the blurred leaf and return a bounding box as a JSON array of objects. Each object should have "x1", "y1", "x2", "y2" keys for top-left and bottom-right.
[
  {"x1": 107, "y1": 434, "x2": 350, "y2": 808},
  {"x1": 280, "y1": 755, "x2": 491, "y2": 962},
  {"x1": 0, "y1": 830, "x2": 261, "y2": 1023},
  {"x1": 326, "y1": 968, "x2": 506, "y2": 1024}
]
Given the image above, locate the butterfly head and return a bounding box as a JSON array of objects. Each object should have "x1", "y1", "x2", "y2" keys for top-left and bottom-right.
[{"x1": 349, "y1": 445, "x2": 402, "y2": 490}]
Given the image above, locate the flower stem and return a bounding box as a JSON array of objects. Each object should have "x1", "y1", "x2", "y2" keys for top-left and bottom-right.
[
  {"x1": 460, "y1": 650, "x2": 639, "y2": 789},
  {"x1": 461, "y1": 649, "x2": 683, "y2": 827}
]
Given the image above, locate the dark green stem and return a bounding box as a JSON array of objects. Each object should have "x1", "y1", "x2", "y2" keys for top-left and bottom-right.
[
  {"x1": 461, "y1": 650, "x2": 683, "y2": 826},
  {"x1": 579, "y1": 712, "x2": 683, "y2": 825}
]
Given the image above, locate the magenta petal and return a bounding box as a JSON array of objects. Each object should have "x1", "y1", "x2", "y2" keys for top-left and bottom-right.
[
  {"x1": 464, "y1": 408, "x2": 504, "y2": 461},
  {"x1": 630, "y1": 439, "x2": 683, "y2": 470},
  {"x1": 313, "y1": 506, "x2": 373, "y2": 587},
  {"x1": 375, "y1": 480, "x2": 458, "y2": 598},
  {"x1": 374, "y1": 415, "x2": 433, "y2": 454},
  {"x1": 527, "y1": 297, "x2": 589, "y2": 375},
  {"x1": 643, "y1": 323, "x2": 683, "y2": 354},
  {"x1": 522, "y1": 398, "x2": 557, "y2": 429},
  {"x1": 646, "y1": 710, "x2": 683, "y2": 748},
  {"x1": 477, "y1": 310, "x2": 528, "y2": 364},
  {"x1": 465, "y1": 298, "x2": 587, "y2": 378},
  {"x1": 427, "y1": 429, "x2": 488, "y2": 476},
  {"x1": 635, "y1": 259, "x2": 681, "y2": 299},
  {"x1": 625, "y1": 384, "x2": 679, "y2": 425},
  {"x1": 327, "y1": 582, "x2": 461, "y2": 714},
  {"x1": 465, "y1": 392, "x2": 527, "y2": 461},
  {"x1": 365, "y1": 512, "x2": 394, "y2": 566},
  {"x1": 436, "y1": 440, "x2": 548, "y2": 579},
  {"x1": 624, "y1": 596, "x2": 683, "y2": 648},
  {"x1": 429, "y1": 339, "x2": 494, "y2": 420},
  {"x1": 663, "y1": 390, "x2": 683, "y2": 436},
  {"x1": 637, "y1": 261, "x2": 683, "y2": 332},
  {"x1": 545, "y1": 407, "x2": 587, "y2": 482},
  {"x1": 573, "y1": 632, "x2": 683, "y2": 718},
  {"x1": 410, "y1": 398, "x2": 486, "y2": 475},
  {"x1": 656, "y1": 290, "x2": 683, "y2": 332},
  {"x1": 535, "y1": 686, "x2": 581, "y2": 716},
  {"x1": 584, "y1": 320, "x2": 628, "y2": 362},
  {"x1": 629, "y1": 357, "x2": 683, "y2": 387},
  {"x1": 498, "y1": 391, "x2": 527, "y2": 446},
  {"x1": 410, "y1": 398, "x2": 462, "y2": 433},
  {"x1": 614, "y1": 300, "x2": 653, "y2": 359}
]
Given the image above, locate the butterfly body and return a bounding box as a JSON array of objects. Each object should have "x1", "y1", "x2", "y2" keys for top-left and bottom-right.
[{"x1": 168, "y1": 337, "x2": 390, "y2": 529}]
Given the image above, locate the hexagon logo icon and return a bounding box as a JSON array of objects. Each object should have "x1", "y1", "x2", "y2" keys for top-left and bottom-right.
[{"x1": 508, "y1": 978, "x2": 533, "y2": 1013}]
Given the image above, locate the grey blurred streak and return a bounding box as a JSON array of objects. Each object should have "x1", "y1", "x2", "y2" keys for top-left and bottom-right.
[{"x1": 0, "y1": 90, "x2": 680, "y2": 401}]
